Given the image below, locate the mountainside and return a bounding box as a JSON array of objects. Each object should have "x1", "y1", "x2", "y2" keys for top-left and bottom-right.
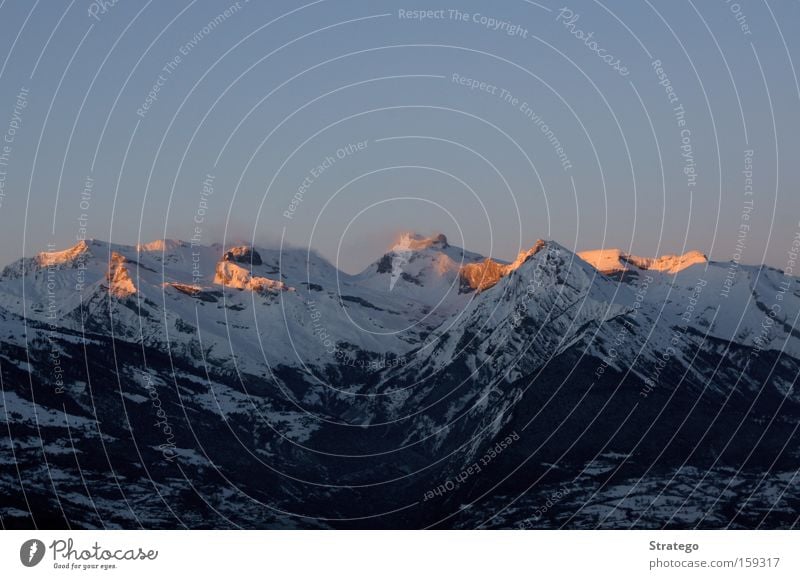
[{"x1": 1, "y1": 234, "x2": 798, "y2": 529}]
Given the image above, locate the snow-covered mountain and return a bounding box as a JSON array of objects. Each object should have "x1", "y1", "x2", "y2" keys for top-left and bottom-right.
[{"x1": 1, "y1": 234, "x2": 798, "y2": 529}]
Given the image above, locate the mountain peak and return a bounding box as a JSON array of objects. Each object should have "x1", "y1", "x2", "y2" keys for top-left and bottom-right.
[
  {"x1": 578, "y1": 248, "x2": 707, "y2": 275},
  {"x1": 36, "y1": 240, "x2": 91, "y2": 267},
  {"x1": 391, "y1": 232, "x2": 449, "y2": 252},
  {"x1": 214, "y1": 259, "x2": 289, "y2": 293},
  {"x1": 460, "y1": 239, "x2": 546, "y2": 292},
  {"x1": 136, "y1": 239, "x2": 187, "y2": 253},
  {"x1": 223, "y1": 245, "x2": 263, "y2": 266}
]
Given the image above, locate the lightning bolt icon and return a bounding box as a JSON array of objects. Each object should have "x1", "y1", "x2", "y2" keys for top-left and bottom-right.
[{"x1": 28, "y1": 542, "x2": 38, "y2": 563}]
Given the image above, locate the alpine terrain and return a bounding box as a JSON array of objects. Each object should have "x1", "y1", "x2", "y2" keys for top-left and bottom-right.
[{"x1": 1, "y1": 233, "x2": 798, "y2": 529}]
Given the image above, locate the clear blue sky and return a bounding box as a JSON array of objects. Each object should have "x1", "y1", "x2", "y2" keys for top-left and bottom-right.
[{"x1": 0, "y1": 0, "x2": 798, "y2": 273}]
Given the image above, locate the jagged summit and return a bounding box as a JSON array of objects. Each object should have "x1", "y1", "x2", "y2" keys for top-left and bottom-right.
[
  {"x1": 36, "y1": 239, "x2": 91, "y2": 267},
  {"x1": 213, "y1": 260, "x2": 290, "y2": 293},
  {"x1": 460, "y1": 239, "x2": 546, "y2": 292},
  {"x1": 136, "y1": 239, "x2": 187, "y2": 253},
  {"x1": 358, "y1": 232, "x2": 484, "y2": 298},
  {"x1": 391, "y1": 232, "x2": 449, "y2": 252},
  {"x1": 578, "y1": 247, "x2": 707, "y2": 275},
  {"x1": 222, "y1": 245, "x2": 263, "y2": 266}
]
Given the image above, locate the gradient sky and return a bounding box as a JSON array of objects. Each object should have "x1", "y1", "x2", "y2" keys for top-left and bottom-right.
[{"x1": 0, "y1": 0, "x2": 798, "y2": 273}]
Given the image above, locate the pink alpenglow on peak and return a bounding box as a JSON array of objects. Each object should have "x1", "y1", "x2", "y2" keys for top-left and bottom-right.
[
  {"x1": 578, "y1": 248, "x2": 707, "y2": 275},
  {"x1": 213, "y1": 260, "x2": 290, "y2": 293},
  {"x1": 36, "y1": 240, "x2": 91, "y2": 267},
  {"x1": 136, "y1": 239, "x2": 187, "y2": 253},
  {"x1": 106, "y1": 252, "x2": 137, "y2": 298},
  {"x1": 391, "y1": 232, "x2": 449, "y2": 252},
  {"x1": 460, "y1": 240, "x2": 546, "y2": 292}
]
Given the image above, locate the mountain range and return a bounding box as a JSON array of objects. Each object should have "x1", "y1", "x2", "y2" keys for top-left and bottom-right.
[{"x1": 1, "y1": 233, "x2": 798, "y2": 529}]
